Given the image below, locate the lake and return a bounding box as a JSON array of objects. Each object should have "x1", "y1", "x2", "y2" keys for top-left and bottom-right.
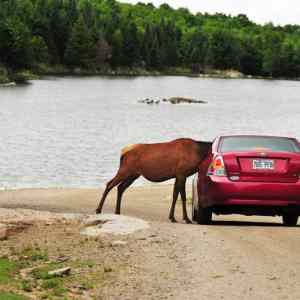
[{"x1": 1, "y1": 76, "x2": 300, "y2": 189}]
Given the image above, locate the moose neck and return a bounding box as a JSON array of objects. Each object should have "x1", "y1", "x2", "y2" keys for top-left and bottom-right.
[{"x1": 196, "y1": 141, "x2": 212, "y2": 160}]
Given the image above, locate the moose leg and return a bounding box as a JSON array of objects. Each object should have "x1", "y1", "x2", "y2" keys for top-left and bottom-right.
[
  {"x1": 116, "y1": 175, "x2": 139, "y2": 215},
  {"x1": 96, "y1": 173, "x2": 126, "y2": 214},
  {"x1": 179, "y1": 177, "x2": 192, "y2": 224},
  {"x1": 169, "y1": 178, "x2": 180, "y2": 223}
]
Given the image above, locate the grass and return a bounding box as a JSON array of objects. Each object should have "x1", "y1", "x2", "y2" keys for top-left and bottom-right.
[
  {"x1": 40, "y1": 278, "x2": 67, "y2": 296},
  {"x1": 20, "y1": 280, "x2": 34, "y2": 292},
  {"x1": 0, "y1": 292, "x2": 28, "y2": 300},
  {"x1": 0, "y1": 250, "x2": 69, "y2": 299},
  {"x1": 31, "y1": 262, "x2": 63, "y2": 280},
  {"x1": 0, "y1": 257, "x2": 18, "y2": 284},
  {"x1": 17, "y1": 262, "x2": 69, "y2": 299},
  {"x1": 21, "y1": 247, "x2": 48, "y2": 262},
  {"x1": 0, "y1": 245, "x2": 105, "y2": 299}
]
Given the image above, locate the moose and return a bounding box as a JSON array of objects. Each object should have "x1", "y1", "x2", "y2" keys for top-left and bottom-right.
[{"x1": 96, "y1": 138, "x2": 212, "y2": 223}]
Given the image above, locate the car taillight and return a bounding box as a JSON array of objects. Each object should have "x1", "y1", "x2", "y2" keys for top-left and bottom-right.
[{"x1": 207, "y1": 156, "x2": 227, "y2": 176}]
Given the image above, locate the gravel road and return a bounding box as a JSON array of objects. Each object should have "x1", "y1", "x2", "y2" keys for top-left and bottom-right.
[{"x1": 0, "y1": 186, "x2": 299, "y2": 300}]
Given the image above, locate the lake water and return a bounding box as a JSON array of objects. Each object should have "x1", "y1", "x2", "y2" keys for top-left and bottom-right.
[{"x1": 1, "y1": 76, "x2": 300, "y2": 189}]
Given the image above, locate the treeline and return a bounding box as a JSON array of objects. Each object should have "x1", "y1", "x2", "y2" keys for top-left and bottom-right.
[{"x1": 1, "y1": 0, "x2": 300, "y2": 78}]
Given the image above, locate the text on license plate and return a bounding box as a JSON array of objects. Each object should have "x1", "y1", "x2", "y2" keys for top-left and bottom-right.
[{"x1": 252, "y1": 159, "x2": 274, "y2": 170}]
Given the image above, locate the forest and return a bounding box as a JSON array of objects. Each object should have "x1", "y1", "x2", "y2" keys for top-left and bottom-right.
[{"x1": 1, "y1": 0, "x2": 300, "y2": 81}]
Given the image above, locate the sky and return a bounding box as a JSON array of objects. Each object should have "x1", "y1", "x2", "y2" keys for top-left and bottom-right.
[{"x1": 118, "y1": 0, "x2": 300, "y2": 26}]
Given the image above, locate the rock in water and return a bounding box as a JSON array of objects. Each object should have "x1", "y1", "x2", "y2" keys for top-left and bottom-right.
[
  {"x1": 138, "y1": 97, "x2": 207, "y2": 105},
  {"x1": 167, "y1": 97, "x2": 207, "y2": 104},
  {"x1": 138, "y1": 98, "x2": 156, "y2": 104}
]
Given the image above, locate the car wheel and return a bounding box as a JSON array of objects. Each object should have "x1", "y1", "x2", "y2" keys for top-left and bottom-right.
[
  {"x1": 282, "y1": 214, "x2": 298, "y2": 226},
  {"x1": 197, "y1": 205, "x2": 212, "y2": 225}
]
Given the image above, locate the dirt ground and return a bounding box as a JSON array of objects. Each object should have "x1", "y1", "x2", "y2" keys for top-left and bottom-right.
[{"x1": 0, "y1": 185, "x2": 300, "y2": 300}]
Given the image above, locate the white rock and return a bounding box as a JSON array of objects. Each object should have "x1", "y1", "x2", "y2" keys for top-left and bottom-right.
[
  {"x1": 81, "y1": 214, "x2": 149, "y2": 236},
  {"x1": 112, "y1": 240, "x2": 127, "y2": 247},
  {"x1": 0, "y1": 208, "x2": 149, "y2": 237}
]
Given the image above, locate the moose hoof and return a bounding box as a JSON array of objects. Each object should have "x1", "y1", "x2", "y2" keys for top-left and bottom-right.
[
  {"x1": 95, "y1": 209, "x2": 101, "y2": 214},
  {"x1": 184, "y1": 218, "x2": 192, "y2": 224},
  {"x1": 169, "y1": 217, "x2": 177, "y2": 223}
]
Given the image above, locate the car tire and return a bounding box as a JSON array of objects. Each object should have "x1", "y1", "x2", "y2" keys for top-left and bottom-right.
[
  {"x1": 197, "y1": 205, "x2": 212, "y2": 225},
  {"x1": 282, "y1": 214, "x2": 298, "y2": 226}
]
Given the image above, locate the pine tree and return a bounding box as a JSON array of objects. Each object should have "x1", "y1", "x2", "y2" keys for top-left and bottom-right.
[
  {"x1": 64, "y1": 16, "x2": 95, "y2": 68},
  {"x1": 121, "y1": 21, "x2": 141, "y2": 66}
]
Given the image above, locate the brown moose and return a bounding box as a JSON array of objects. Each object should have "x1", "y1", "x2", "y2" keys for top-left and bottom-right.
[{"x1": 96, "y1": 138, "x2": 212, "y2": 223}]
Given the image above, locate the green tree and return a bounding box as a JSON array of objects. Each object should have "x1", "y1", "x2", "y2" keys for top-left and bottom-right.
[
  {"x1": 64, "y1": 16, "x2": 95, "y2": 68},
  {"x1": 182, "y1": 29, "x2": 208, "y2": 71},
  {"x1": 0, "y1": 17, "x2": 34, "y2": 68},
  {"x1": 159, "y1": 21, "x2": 181, "y2": 66},
  {"x1": 1, "y1": 0, "x2": 300, "y2": 78},
  {"x1": 31, "y1": 36, "x2": 49, "y2": 63},
  {"x1": 206, "y1": 29, "x2": 241, "y2": 70},
  {"x1": 120, "y1": 21, "x2": 141, "y2": 66},
  {"x1": 110, "y1": 29, "x2": 123, "y2": 67},
  {"x1": 262, "y1": 30, "x2": 283, "y2": 76},
  {"x1": 239, "y1": 36, "x2": 262, "y2": 75},
  {"x1": 277, "y1": 39, "x2": 300, "y2": 77}
]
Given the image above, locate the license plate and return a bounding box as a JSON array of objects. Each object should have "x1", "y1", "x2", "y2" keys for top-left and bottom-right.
[{"x1": 252, "y1": 159, "x2": 274, "y2": 170}]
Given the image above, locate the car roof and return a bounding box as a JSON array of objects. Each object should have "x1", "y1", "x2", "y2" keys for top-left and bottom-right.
[
  {"x1": 213, "y1": 135, "x2": 299, "y2": 152},
  {"x1": 216, "y1": 134, "x2": 296, "y2": 140}
]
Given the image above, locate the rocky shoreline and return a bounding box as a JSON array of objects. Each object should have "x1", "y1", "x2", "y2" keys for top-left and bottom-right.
[
  {"x1": 0, "y1": 66, "x2": 39, "y2": 86},
  {"x1": 0, "y1": 82, "x2": 16, "y2": 87},
  {"x1": 2, "y1": 66, "x2": 297, "y2": 88},
  {"x1": 0, "y1": 65, "x2": 282, "y2": 88}
]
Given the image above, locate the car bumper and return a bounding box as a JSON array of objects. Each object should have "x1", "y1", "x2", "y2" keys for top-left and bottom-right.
[{"x1": 200, "y1": 175, "x2": 300, "y2": 208}]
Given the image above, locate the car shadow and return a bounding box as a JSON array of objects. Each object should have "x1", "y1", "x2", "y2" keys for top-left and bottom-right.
[{"x1": 209, "y1": 220, "x2": 299, "y2": 227}]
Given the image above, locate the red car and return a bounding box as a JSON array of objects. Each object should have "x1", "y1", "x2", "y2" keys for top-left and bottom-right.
[{"x1": 192, "y1": 135, "x2": 300, "y2": 226}]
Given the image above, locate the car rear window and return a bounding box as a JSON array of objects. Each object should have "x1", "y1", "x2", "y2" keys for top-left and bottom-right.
[{"x1": 220, "y1": 136, "x2": 300, "y2": 153}]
